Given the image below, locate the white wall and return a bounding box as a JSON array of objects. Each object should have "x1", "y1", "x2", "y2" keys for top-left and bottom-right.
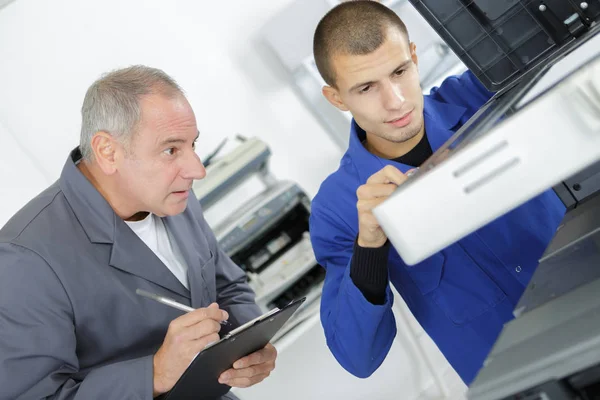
[
  {"x1": 0, "y1": 0, "x2": 16, "y2": 10},
  {"x1": 0, "y1": 119, "x2": 50, "y2": 226},
  {"x1": 0, "y1": 0, "x2": 344, "y2": 226}
]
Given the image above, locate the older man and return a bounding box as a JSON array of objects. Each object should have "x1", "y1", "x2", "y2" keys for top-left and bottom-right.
[{"x1": 0, "y1": 65, "x2": 276, "y2": 399}]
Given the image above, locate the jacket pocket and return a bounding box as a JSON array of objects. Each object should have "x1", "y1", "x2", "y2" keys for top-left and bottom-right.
[{"x1": 398, "y1": 242, "x2": 506, "y2": 325}]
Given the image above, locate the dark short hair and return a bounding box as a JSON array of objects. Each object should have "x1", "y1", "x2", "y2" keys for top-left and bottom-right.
[{"x1": 313, "y1": 1, "x2": 409, "y2": 87}]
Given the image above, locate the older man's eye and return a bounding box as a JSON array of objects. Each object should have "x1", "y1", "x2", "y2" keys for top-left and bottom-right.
[{"x1": 164, "y1": 148, "x2": 176, "y2": 156}]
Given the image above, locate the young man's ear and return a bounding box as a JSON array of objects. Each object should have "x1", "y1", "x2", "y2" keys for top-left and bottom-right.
[
  {"x1": 322, "y1": 86, "x2": 349, "y2": 112},
  {"x1": 410, "y1": 42, "x2": 418, "y2": 67}
]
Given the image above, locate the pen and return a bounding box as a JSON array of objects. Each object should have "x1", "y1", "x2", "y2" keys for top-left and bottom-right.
[
  {"x1": 136, "y1": 288, "x2": 228, "y2": 325},
  {"x1": 406, "y1": 167, "x2": 419, "y2": 177}
]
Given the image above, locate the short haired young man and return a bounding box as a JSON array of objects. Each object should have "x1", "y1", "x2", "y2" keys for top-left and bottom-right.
[{"x1": 309, "y1": 1, "x2": 565, "y2": 384}]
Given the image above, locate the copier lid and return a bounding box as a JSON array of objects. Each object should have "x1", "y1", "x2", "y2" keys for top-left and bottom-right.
[{"x1": 410, "y1": 0, "x2": 600, "y2": 92}]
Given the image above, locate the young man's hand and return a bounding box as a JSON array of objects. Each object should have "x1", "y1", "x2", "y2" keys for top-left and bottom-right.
[{"x1": 356, "y1": 165, "x2": 408, "y2": 248}]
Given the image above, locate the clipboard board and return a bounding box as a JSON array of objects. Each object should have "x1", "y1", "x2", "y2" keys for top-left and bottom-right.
[{"x1": 163, "y1": 297, "x2": 306, "y2": 400}]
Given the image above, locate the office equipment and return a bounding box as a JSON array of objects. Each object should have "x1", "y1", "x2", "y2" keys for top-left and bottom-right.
[
  {"x1": 192, "y1": 137, "x2": 274, "y2": 210},
  {"x1": 213, "y1": 180, "x2": 322, "y2": 341},
  {"x1": 163, "y1": 297, "x2": 306, "y2": 400},
  {"x1": 513, "y1": 193, "x2": 600, "y2": 318},
  {"x1": 409, "y1": 0, "x2": 600, "y2": 93},
  {"x1": 374, "y1": 25, "x2": 600, "y2": 265},
  {"x1": 367, "y1": 1, "x2": 600, "y2": 399},
  {"x1": 193, "y1": 138, "x2": 322, "y2": 343},
  {"x1": 135, "y1": 289, "x2": 228, "y2": 325},
  {"x1": 466, "y1": 193, "x2": 600, "y2": 400},
  {"x1": 467, "y1": 275, "x2": 600, "y2": 400},
  {"x1": 554, "y1": 159, "x2": 600, "y2": 210}
]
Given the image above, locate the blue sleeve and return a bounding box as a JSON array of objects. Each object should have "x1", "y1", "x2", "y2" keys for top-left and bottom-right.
[
  {"x1": 429, "y1": 70, "x2": 494, "y2": 111},
  {"x1": 309, "y1": 202, "x2": 397, "y2": 378}
]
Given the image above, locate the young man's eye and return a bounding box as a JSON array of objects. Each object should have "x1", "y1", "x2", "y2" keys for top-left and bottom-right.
[
  {"x1": 360, "y1": 85, "x2": 371, "y2": 94},
  {"x1": 395, "y1": 69, "x2": 406, "y2": 77}
]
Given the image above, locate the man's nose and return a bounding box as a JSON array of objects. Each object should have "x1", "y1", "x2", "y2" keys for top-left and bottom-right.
[
  {"x1": 382, "y1": 82, "x2": 405, "y2": 110},
  {"x1": 182, "y1": 151, "x2": 206, "y2": 181}
]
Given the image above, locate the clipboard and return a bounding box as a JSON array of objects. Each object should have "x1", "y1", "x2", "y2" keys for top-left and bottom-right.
[{"x1": 163, "y1": 297, "x2": 306, "y2": 400}]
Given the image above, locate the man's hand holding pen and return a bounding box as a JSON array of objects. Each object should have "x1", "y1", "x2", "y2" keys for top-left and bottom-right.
[{"x1": 152, "y1": 303, "x2": 228, "y2": 397}]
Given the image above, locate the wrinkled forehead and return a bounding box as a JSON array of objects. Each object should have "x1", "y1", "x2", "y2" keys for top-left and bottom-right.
[{"x1": 135, "y1": 93, "x2": 197, "y2": 145}]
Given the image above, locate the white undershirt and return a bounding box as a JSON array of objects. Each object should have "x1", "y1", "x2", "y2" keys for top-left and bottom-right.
[{"x1": 125, "y1": 213, "x2": 189, "y2": 289}]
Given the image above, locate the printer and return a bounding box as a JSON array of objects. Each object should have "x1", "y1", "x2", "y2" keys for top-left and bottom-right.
[
  {"x1": 368, "y1": 1, "x2": 600, "y2": 399},
  {"x1": 467, "y1": 192, "x2": 600, "y2": 400},
  {"x1": 193, "y1": 138, "x2": 323, "y2": 341},
  {"x1": 373, "y1": 0, "x2": 600, "y2": 266}
]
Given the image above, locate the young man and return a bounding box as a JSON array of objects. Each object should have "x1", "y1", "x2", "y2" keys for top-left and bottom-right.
[
  {"x1": 0, "y1": 66, "x2": 276, "y2": 399},
  {"x1": 309, "y1": 1, "x2": 565, "y2": 385}
]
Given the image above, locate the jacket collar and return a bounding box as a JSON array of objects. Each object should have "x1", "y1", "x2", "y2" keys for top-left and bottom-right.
[
  {"x1": 60, "y1": 148, "x2": 116, "y2": 244},
  {"x1": 60, "y1": 148, "x2": 189, "y2": 298},
  {"x1": 347, "y1": 96, "x2": 468, "y2": 183}
]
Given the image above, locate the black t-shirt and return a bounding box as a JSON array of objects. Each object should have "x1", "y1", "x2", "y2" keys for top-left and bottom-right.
[
  {"x1": 392, "y1": 131, "x2": 433, "y2": 167},
  {"x1": 350, "y1": 132, "x2": 434, "y2": 304}
]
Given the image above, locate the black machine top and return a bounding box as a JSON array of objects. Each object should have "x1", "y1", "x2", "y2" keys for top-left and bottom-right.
[{"x1": 410, "y1": 0, "x2": 600, "y2": 92}]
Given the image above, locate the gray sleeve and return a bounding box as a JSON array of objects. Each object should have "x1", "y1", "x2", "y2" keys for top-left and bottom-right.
[{"x1": 0, "y1": 243, "x2": 154, "y2": 400}]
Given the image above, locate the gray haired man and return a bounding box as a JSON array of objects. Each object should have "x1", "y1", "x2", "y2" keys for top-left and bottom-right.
[{"x1": 0, "y1": 65, "x2": 277, "y2": 399}]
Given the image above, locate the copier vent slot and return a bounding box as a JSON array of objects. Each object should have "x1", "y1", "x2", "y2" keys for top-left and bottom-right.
[{"x1": 231, "y1": 203, "x2": 309, "y2": 274}]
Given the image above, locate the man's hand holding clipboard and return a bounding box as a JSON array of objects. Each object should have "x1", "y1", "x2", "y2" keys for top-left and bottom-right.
[
  {"x1": 137, "y1": 289, "x2": 305, "y2": 399},
  {"x1": 218, "y1": 342, "x2": 277, "y2": 388}
]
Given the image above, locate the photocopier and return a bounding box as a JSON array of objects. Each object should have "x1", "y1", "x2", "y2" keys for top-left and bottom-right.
[
  {"x1": 370, "y1": 1, "x2": 600, "y2": 399},
  {"x1": 192, "y1": 138, "x2": 323, "y2": 342}
]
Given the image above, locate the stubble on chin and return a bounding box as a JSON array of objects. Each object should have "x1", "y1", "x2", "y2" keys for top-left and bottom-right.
[{"x1": 380, "y1": 121, "x2": 423, "y2": 143}]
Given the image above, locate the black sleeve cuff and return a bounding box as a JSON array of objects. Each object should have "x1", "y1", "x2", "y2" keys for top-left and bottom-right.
[{"x1": 350, "y1": 238, "x2": 391, "y2": 305}]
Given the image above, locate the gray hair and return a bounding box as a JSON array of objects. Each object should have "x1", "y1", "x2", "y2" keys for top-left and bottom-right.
[{"x1": 79, "y1": 65, "x2": 184, "y2": 161}]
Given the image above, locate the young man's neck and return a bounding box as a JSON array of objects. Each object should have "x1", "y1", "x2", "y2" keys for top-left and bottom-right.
[{"x1": 364, "y1": 128, "x2": 424, "y2": 160}]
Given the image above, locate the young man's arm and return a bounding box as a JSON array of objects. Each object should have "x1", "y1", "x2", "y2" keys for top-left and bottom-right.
[
  {"x1": 309, "y1": 203, "x2": 398, "y2": 378},
  {"x1": 350, "y1": 239, "x2": 391, "y2": 304}
]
